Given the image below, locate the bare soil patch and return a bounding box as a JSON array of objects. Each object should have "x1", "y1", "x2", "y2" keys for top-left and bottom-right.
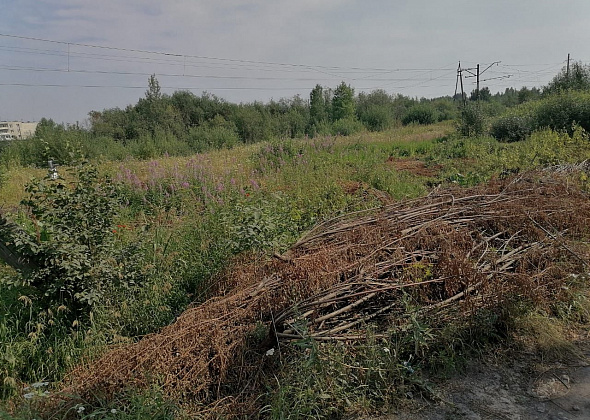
[
  {"x1": 386, "y1": 157, "x2": 442, "y2": 177},
  {"x1": 372, "y1": 339, "x2": 590, "y2": 420}
]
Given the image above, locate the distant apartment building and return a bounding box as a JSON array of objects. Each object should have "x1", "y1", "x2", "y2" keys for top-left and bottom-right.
[{"x1": 0, "y1": 121, "x2": 38, "y2": 141}]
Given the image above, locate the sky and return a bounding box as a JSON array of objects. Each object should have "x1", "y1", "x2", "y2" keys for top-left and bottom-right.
[{"x1": 0, "y1": 0, "x2": 587, "y2": 124}]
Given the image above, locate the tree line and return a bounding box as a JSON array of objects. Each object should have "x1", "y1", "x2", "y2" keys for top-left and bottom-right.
[{"x1": 4, "y1": 62, "x2": 589, "y2": 167}]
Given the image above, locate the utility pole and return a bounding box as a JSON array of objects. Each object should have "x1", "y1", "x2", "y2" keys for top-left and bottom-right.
[
  {"x1": 567, "y1": 53, "x2": 571, "y2": 79},
  {"x1": 463, "y1": 61, "x2": 501, "y2": 102},
  {"x1": 476, "y1": 64, "x2": 480, "y2": 101},
  {"x1": 455, "y1": 62, "x2": 466, "y2": 106}
]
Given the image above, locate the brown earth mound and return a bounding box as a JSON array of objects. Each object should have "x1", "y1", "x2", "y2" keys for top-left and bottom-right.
[{"x1": 49, "y1": 171, "x2": 590, "y2": 417}]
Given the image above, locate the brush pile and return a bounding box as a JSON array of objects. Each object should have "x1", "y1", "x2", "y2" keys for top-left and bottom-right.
[{"x1": 55, "y1": 170, "x2": 590, "y2": 414}]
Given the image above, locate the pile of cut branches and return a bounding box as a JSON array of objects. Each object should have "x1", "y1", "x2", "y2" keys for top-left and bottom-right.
[
  {"x1": 48, "y1": 171, "x2": 590, "y2": 416},
  {"x1": 275, "y1": 172, "x2": 590, "y2": 340}
]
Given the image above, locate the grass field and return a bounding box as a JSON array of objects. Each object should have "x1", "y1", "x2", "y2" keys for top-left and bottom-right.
[{"x1": 1, "y1": 121, "x2": 590, "y2": 418}]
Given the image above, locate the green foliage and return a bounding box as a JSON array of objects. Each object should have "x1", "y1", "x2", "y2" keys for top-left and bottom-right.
[
  {"x1": 469, "y1": 86, "x2": 492, "y2": 101},
  {"x1": 0, "y1": 294, "x2": 98, "y2": 399},
  {"x1": 490, "y1": 91, "x2": 590, "y2": 141},
  {"x1": 331, "y1": 117, "x2": 365, "y2": 136},
  {"x1": 517, "y1": 86, "x2": 541, "y2": 104},
  {"x1": 233, "y1": 103, "x2": 273, "y2": 143},
  {"x1": 535, "y1": 91, "x2": 590, "y2": 134},
  {"x1": 309, "y1": 84, "x2": 328, "y2": 128},
  {"x1": 357, "y1": 104, "x2": 393, "y2": 131},
  {"x1": 402, "y1": 105, "x2": 436, "y2": 125},
  {"x1": 431, "y1": 98, "x2": 458, "y2": 122},
  {"x1": 490, "y1": 112, "x2": 534, "y2": 142},
  {"x1": 331, "y1": 82, "x2": 356, "y2": 122},
  {"x1": 1, "y1": 384, "x2": 177, "y2": 420},
  {"x1": 222, "y1": 192, "x2": 299, "y2": 253},
  {"x1": 3, "y1": 164, "x2": 148, "y2": 313},
  {"x1": 457, "y1": 103, "x2": 486, "y2": 137},
  {"x1": 544, "y1": 62, "x2": 590, "y2": 95},
  {"x1": 26, "y1": 118, "x2": 87, "y2": 166},
  {"x1": 433, "y1": 126, "x2": 590, "y2": 185},
  {"x1": 269, "y1": 321, "x2": 435, "y2": 418},
  {"x1": 187, "y1": 115, "x2": 239, "y2": 152},
  {"x1": 306, "y1": 120, "x2": 333, "y2": 138},
  {"x1": 356, "y1": 90, "x2": 397, "y2": 131},
  {"x1": 494, "y1": 126, "x2": 590, "y2": 171}
]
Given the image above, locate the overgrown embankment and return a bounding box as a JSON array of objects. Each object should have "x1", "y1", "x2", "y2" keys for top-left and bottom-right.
[
  {"x1": 42, "y1": 169, "x2": 590, "y2": 418},
  {"x1": 3, "y1": 120, "x2": 590, "y2": 418}
]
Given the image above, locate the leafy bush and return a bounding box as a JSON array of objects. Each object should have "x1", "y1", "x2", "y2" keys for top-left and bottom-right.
[
  {"x1": 126, "y1": 130, "x2": 192, "y2": 160},
  {"x1": 490, "y1": 91, "x2": 590, "y2": 142},
  {"x1": 544, "y1": 62, "x2": 590, "y2": 95},
  {"x1": 490, "y1": 113, "x2": 533, "y2": 142},
  {"x1": 358, "y1": 105, "x2": 393, "y2": 131},
  {"x1": 188, "y1": 124, "x2": 239, "y2": 152},
  {"x1": 535, "y1": 92, "x2": 590, "y2": 134},
  {"x1": 331, "y1": 117, "x2": 364, "y2": 136},
  {"x1": 307, "y1": 120, "x2": 333, "y2": 138},
  {"x1": 222, "y1": 192, "x2": 298, "y2": 253},
  {"x1": 85, "y1": 135, "x2": 129, "y2": 161},
  {"x1": 495, "y1": 126, "x2": 590, "y2": 171},
  {"x1": 432, "y1": 99, "x2": 458, "y2": 122},
  {"x1": 402, "y1": 105, "x2": 436, "y2": 125},
  {"x1": 457, "y1": 104, "x2": 486, "y2": 137},
  {"x1": 2, "y1": 164, "x2": 148, "y2": 315}
]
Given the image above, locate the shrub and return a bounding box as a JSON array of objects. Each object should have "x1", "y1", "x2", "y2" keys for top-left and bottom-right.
[
  {"x1": 222, "y1": 192, "x2": 298, "y2": 253},
  {"x1": 358, "y1": 105, "x2": 393, "y2": 131},
  {"x1": 331, "y1": 117, "x2": 364, "y2": 136},
  {"x1": 489, "y1": 91, "x2": 590, "y2": 142},
  {"x1": 126, "y1": 130, "x2": 192, "y2": 160},
  {"x1": 402, "y1": 105, "x2": 436, "y2": 125},
  {"x1": 2, "y1": 164, "x2": 148, "y2": 315},
  {"x1": 432, "y1": 99, "x2": 458, "y2": 122},
  {"x1": 490, "y1": 113, "x2": 533, "y2": 142},
  {"x1": 188, "y1": 125, "x2": 239, "y2": 152},
  {"x1": 457, "y1": 104, "x2": 486, "y2": 137},
  {"x1": 84, "y1": 135, "x2": 129, "y2": 161},
  {"x1": 544, "y1": 62, "x2": 590, "y2": 95},
  {"x1": 307, "y1": 120, "x2": 333, "y2": 138},
  {"x1": 534, "y1": 92, "x2": 590, "y2": 134}
]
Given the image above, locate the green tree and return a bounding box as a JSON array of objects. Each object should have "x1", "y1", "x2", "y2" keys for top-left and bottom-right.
[
  {"x1": 356, "y1": 89, "x2": 394, "y2": 131},
  {"x1": 517, "y1": 86, "x2": 541, "y2": 104},
  {"x1": 145, "y1": 74, "x2": 162, "y2": 102},
  {"x1": 89, "y1": 108, "x2": 129, "y2": 141},
  {"x1": 331, "y1": 82, "x2": 355, "y2": 121},
  {"x1": 544, "y1": 62, "x2": 590, "y2": 94},
  {"x1": 309, "y1": 84, "x2": 328, "y2": 126},
  {"x1": 470, "y1": 86, "x2": 492, "y2": 101}
]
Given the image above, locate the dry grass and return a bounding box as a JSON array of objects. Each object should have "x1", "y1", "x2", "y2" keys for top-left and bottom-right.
[{"x1": 0, "y1": 167, "x2": 45, "y2": 209}]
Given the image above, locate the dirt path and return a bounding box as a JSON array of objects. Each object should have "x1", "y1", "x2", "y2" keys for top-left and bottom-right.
[{"x1": 370, "y1": 341, "x2": 590, "y2": 420}]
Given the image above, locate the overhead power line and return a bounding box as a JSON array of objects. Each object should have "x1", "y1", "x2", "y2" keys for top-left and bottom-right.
[
  {"x1": 0, "y1": 33, "x2": 455, "y2": 74},
  {"x1": 0, "y1": 82, "x2": 327, "y2": 91},
  {"x1": 0, "y1": 65, "x2": 461, "y2": 83},
  {"x1": 0, "y1": 32, "x2": 576, "y2": 98}
]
